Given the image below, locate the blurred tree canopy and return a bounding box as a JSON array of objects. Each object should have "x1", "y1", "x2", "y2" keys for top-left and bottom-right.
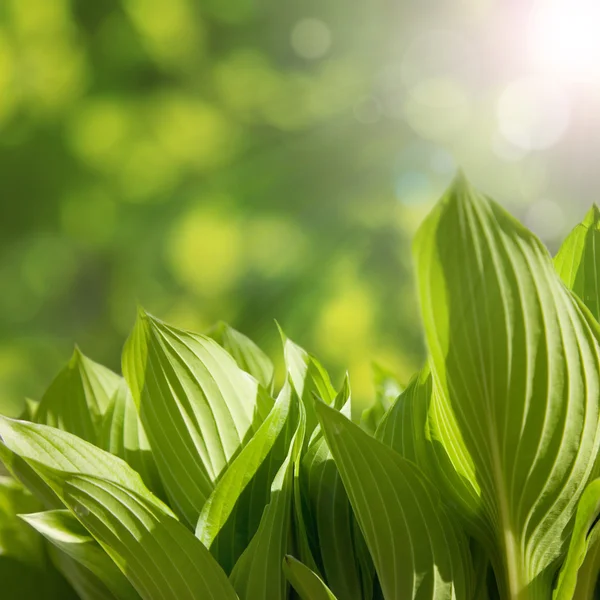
[{"x1": 0, "y1": 0, "x2": 440, "y2": 415}]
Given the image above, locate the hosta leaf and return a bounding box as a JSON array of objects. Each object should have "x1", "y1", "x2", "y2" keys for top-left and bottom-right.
[
  {"x1": 35, "y1": 348, "x2": 121, "y2": 444},
  {"x1": 280, "y1": 327, "x2": 336, "y2": 437},
  {"x1": 414, "y1": 175, "x2": 600, "y2": 598},
  {"x1": 122, "y1": 309, "x2": 273, "y2": 526},
  {"x1": 100, "y1": 382, "x2": 163, "y2": 497},
  {"x1": 21, "y1": 509, "x2": 139, "y2": 600},
  {"x1": 554, "y1": 479, "x2": 600, "y2": 599},
  {"x1": 376, "y1": 369, "x2": 431, "y2": 465},
  {"x1": 48, "y1": 545, "x2": 122, "y2": 600},
  {"x1": 196, "y1": 381, "x2": 295, "y2": 573},
  {"x1": 301, "y1": 377, "x2": 367, "y2": 600},
  {"x1": 361, "y1": 363, "x2": 402, "y2": 433},
  {"x1": 0, "y1": 418, "x2": 238, "y2": 600},
  {"x1": 209, "y1": 322, "x2": 274, "y2": 391},
  {"x1": 0, "y1": 475, "x2": 45, "y2": 566},
  {"x1": 316, "y1": 401, "x2": 473, "y2": 600},
  {"x1": 375, "y1": 367, "x2": 485, "y2": 541},
  {"x1": 555, "y1": 205, "x2": 600, "y2": 321},
  {"x1": 229, "y1": 400, "x2": 305, "y2": 600},
  {"x1": 283, "y1": 555, "x2": 338, "y2": 600},
  {"x1": 0, "y1": 417, "x2": 168, "y2": 510},
  {"x1": 64, "y1": 475, "x2": 238, "y2": 600},
  {"x1": 0, "y1": 476, "x2": 78, "y2": 600},
  {"x1": 572, "y1": 526, "x2": 600, "y2": 600}
]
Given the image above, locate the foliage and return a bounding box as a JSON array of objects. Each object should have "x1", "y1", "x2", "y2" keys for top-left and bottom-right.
[{"x1": 3, "y1": 175, "x2": 600, "y2": 599}]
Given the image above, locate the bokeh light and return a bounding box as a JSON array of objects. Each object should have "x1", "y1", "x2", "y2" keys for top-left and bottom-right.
[{"x1": 2, "y1": 0, "x2": 600, "y2": 417}]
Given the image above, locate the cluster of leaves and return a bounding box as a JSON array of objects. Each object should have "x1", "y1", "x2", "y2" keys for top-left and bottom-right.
[{"x1": 3, "y1": 175, "x2": 600, "y2": 600}]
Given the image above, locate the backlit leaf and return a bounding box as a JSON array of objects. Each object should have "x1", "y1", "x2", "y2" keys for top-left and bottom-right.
[
  {"x1": 122, "y1": 309, "x2": 272, "y2": 526},
  {"x1": 196, "y1": 382, "x2": 295, "y2": 573},
  {"x1": 283, "y1": 555, "x2": 338, "y2": 600},
  {"x1": 35, "y1": 348, "x2": 121, "y2": 444},
  {"x1": 414, "y1": 174, "x2": 600, "y2": 598},
  {"x1": 316, "y1": 400, "x2": 473, "y2": 600},
  {"x1": 555, "y1": 204, "x2": 600, "y2": 321},
  {"x1": 22, "y1": 509, "x2": 139, "y2": 600}
]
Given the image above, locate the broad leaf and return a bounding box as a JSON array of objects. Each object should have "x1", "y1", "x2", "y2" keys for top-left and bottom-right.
[
  {"x1": 22, "y1": 509, "x2": 139, "y2": 600},
  {"x1": 283, "y1": 555, "x2": 338, "y2": 600},
  {"x1": 0, "y1": 417, "x2": 238, "y2": 600},
  {"x1": 572, "y1": 527, "x2": 600, "y2": 600},
  {"x1": 100, "y1": 382, "x2": 163, "y2": 497},
  {"x1": 316, "y1": 401, "x2": 474, "y2": 600},
  {"x1": 301, "y1": 378, "x2": 367, "y2": 600},
  {"x1": 554, "y1": 479, "x2": 600, "y2": 599},
  {"x1": 376, "y1": 367, "x2": 485, "y2": 541},
  {"x1": 555, "y1": 204, "x2": 600, "y2": 321},
  {"x1": 0, "y1": 476, "x2": 77, "y2": 600},
  {"x1": 196, "y1": 382, "x2": 295, "y2": 573},
  {"x1": 229, "y1": 400, "x2": 305, "y2": 600},
  {"x1": 209, "y1": 322, "x2": 274, "y2": 390},
  {"x1": 414, "y1": 175, "x2": 600, "y2": 598},
  {"x1": 122, "y1": 309, "x2": 272, "y2": 526},
  {"x1": 280, "y1": 327, "x2": 336, "y2": 437},
  {"x1": 35, "y1": 348, "x2": 121, "y2": 444}
]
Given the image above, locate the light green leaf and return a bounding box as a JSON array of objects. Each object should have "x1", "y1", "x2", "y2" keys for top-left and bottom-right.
[
  {"x1": 0, "y1": 476, "x2": 78, "y2": 600},
  {"x1": 196, "y1": 381, "x2": 295, "y2": 573},
  {"x1": 283, "y1": 555, "x2": 338, "y2": 600},
  {"x1": 554, "y1": 479, "x2": 600, "y2": 599},
  {"x1": 572, "y1": 526, "x2": 600, "y2": 600},
  {"x1": 555, "y1": 204, "x2": 600, "y2": 321},
  {"x1": 0, "y1": 475, "x2": 45, "y2": 566},
  {"x1": 0, "y1": 417, "x2": 238, "y2": 600},
  {"x1": 301, "y1": 377, "x2": 367, "y2": 600},
  {"x1": 316, "y1": 400, "x2": 473, "y2": 600},
  {"x1": 122, "y1": 309, "x2": 273, "y2": 526},
  {"x1": 414, "y1": 175, "x2": 600, "y2": 599},
  {"x1": 21, "y1": 509, "x2": 139, "y2": 600},
  {"x1": 229, "y1": 400, "x2": 305, "y2": 600},
  {"x1": 100, "y1": 381, "x2": 163, "y2": 497},
  {"x1": 209, "y1": 321, "x2": 274, "y2": 391},
  {"x1": 280, "y1": 327, "x2": 336, "y2": 437},
  {"x1": 35, "y1": 348, "x2": 121, "y2": 444},
  {"x1": 64, "y1": 475, "x2": 239, "y2": 600},
  {"x1": 361, "y1": 363, "x2": 403, "y2": 433},
  {"x1": 0, "y1": 417, "x2": 169, "y2": 511}
]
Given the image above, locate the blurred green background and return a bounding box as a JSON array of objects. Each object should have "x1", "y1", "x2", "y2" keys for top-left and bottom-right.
[{"x1": 1, "y1": 0, "x2": 599, "y2": 415}]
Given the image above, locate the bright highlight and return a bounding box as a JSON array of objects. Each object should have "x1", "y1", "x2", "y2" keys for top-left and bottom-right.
[{"x1": 529, "y1": 0, "x2": 600, "y2": 82}]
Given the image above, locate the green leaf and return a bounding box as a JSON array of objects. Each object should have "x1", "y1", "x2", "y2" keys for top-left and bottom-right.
[
  {"x1": 554, "y1": 479, "x2": 600, "y2": 599},
  {"x1": 0, "y1": 417, "x2": 169, "y2": 511},
  {"x1": 64, "y1": 475, "x2": 239, "y2": 600},
  {"x1": 414, "y1": 175, "x2": 600, "y2": 598},
  {"x1": 316, "y1": 400, "x2": 473, "y2": 600},
  {"x1": 0, "y1": 476, "x2": 78, "y2": 600},
  {"x1": 196, "y1": 381, "x2": 295, "y2": 573},
  {"x1": 122, "y1": 309, "x2": 273, "y2": 526},
  {"x1": 360, "y1": 363, "x2": 403, "y2": 433},
  {"x1": 301, "y1": 378, "x2": 367, "y2": 600},
  {"x1": 35, "y1": 347, "x2": 121, "y2": 444},
  {"x1": 572, "y1": 526, "x2": 600, "y2": 600},
  {"x1": 555, "y1": 204, "x2": 600, "y2": 321},
  {"x1": 21, "y1": 510, "x2": 140, "y2": 600},
  {"x1": 229, "y1": 399, "x2": 305, "y2": 600},
  {"x1": 100, "y1": 381, "x2": 163, "y2": 497},
  {"x1": 283, "y1": 555, "x2": 338, "y2": 600},
  {"x1": 0, "y1": 417, "x2": 239, "y2": 600},
  {"x1": 209, "y1": 322, "x2": 274, "y2": 391},
  {"x1": 0, "y1": 475, "x2": 45, "y2": 566},
  {"x1": 280, "y1": 327, "x2": 336, "y2": 438}
]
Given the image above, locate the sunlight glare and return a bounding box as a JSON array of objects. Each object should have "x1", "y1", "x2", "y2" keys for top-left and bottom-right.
[{"x1": 529, "y1": 0, "x2": 600, "y2": 82}]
